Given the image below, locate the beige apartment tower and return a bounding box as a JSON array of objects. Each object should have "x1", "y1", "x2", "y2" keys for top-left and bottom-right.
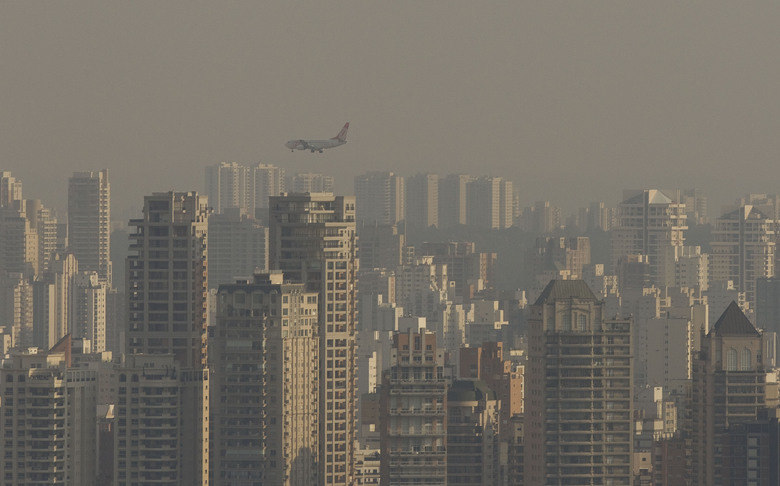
[
  {"x1": 406, "y1": 173, "x2": 439, "y2": 228},
  {"x1": 210, "y1": 273, "x2": 319, "y2": 485},
  {"x1": 354, "y1": 171, "x2": 405, "y2": 225},
  {"x1": 269, "y1": 193, "x2": 358, "y2": 486},
  {"x1": 126, "y1": 191, "x2": 209, "y2": 369},
  {"x1": 525, "y1": 280, "x2": 633, "y2": 485},
  {"x1": 68, "y1": 170, "x2": 111, "y2": 284}
]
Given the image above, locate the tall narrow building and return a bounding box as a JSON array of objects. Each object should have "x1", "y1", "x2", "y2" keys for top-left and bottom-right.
[
  {"x1": 710, "y1": 204, "x2": 775, "y2": 310},
  {"x1": 253, "y1": 163, "x2": 286, "y2": 210},
  {"x1": 439, "y1": 174, "x2": 472, "y2": 228},
  {"x1": 204, "y1": 162, "x2": 253, "y2": 214},
  {"x1": 126, "y1": 192, "x2": 209, "y2": 368},
  {"x1": 525, "y1": 280, "x2": 633, "y2": 485},
  {"x1": 379, "y1": 330, "x2": 449, "y2": 485},
  {"x1": 68, "y1": 170, "x2": 111, "y2": 285},
  {"x1": 611, "y1": 189, "x2": 687, "y2": 286},
  {"x1": 269, "y1": 193, "x2": 358, "y2": 485},
  {"x1": 354, "y1": 171, "x2": 405, "y2": 225},
  {"x1": 406, "y1": 173, "x2": 439, "y2": 228},
  {"x1": 210, "y1": 272, "x2": 319, "y2": 485},
  {"x1": 691, "y1": 301, "x2": 771, "y2": 486}
]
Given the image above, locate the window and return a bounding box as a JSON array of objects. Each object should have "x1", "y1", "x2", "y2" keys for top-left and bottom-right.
[
  {"x1": 727, "y1": 348, "x2": 737, "y2": 371},
  {"x1": 741, "y1": 348, "x2": 752, "y2": 371}
]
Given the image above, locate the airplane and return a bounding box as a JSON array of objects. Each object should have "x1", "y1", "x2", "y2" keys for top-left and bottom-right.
[{"x1": 286, "y1": 122, "x2": 349, "y2": 153}]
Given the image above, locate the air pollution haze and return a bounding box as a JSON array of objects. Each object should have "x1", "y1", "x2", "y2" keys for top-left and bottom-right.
[{"x1": 2, "y1": 1, "x2": 780, "y2": 217}]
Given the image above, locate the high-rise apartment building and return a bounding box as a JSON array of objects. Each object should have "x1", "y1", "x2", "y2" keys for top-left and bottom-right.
[
  {"x1": 406, "y1": 173, "x2": 439, "y2": 228},
  {"x1": 379, "y1": 330, "x2": 448, "y2": 485},
  {"x1": 204, "y1": 162, "x2": 252, "y2": 214},
  {"x1": 25, "y1": 199, "x2": 59, "y2": 274},
  {"x1": 126, "y1": 192, "x2": 209, "y2": 369},
  {"x1": 691, "y1": 302, "x2": 771, "y2": 485},
  {"x1": 0, "y1": 340, "x2": 98, "y2": 486},
  {"x1": 682, "y1": 188, "x2": 708, "y2": 225},
  {"x1": 446, "y1": 380, "x2": 501, "y2": 486},
  {"x1": 0, "y1": 203, "x2": 39, "y2": 278},
  {"x1": 357, "y1": 223, "x2": 404, "y2": 271},
  {"x1": 269, "y1": 193, "x2": 358, "y2": 485},
  {"x1": 525, "y1": 280, "x2": 633, "y2": 485},
  {"x1": 0, "y1": 170, "x2": 23, "y2": 208},
  {"x1": 354, "y1": 171, "x2": 405, "y2": 225},
  {"x1": 710, "y1": 204, "x2": 775, "y2": 310},
  {"x1": 207, "y1": 210, "x2": 268, "y2": 288},
  {"x1": 68, "y1": 170, "x2": 111, "y2": 284},
  {"x1": 210, "y1": 272, "x2": 319, "y2": 485},
  {"x1": 289, "y1": 172, "x2": 335, "y2": 193},
  {"x1": 72, "y1": 271, "x2": 107, "y2": 352},
  {"x1": 467, "y1": 176, "x2": 513, "y2": 229},
  {"x1": 113, "y1": 354, "x2": 208, "y2": 486},
  {"x1": 253, "y1": 163, "x2": 285, "y2": 210},
  {"x1": 439, "y1": 174, "x2": 472, "y2": 228},
  {"x1": 611, "y1": 189, "x2": 687, "y2": 286}
]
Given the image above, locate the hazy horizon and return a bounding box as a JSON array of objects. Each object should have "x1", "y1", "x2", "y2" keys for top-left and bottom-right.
[{"x1": 3, "y1": 1, "x2": 780, "y2": 220}]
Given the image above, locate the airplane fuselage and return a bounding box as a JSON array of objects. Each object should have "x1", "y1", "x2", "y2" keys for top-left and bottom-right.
[{"x1": 285, "y1": 138, "x2": 346, "y2": 152}]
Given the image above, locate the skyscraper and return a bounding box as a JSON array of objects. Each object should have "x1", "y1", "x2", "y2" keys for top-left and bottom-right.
[
  {"x1": 126, "y1": 191, "x2": 209, "y2": 368},
  {"x1": 0, "y1": 170, "x2": 23, "y2": 209},
  {"x1": 210, "y1": 272, "x2": 319, "y2": 485},
  {"x1": 691, "y1": 302, "x2": 771, "y2": 485},
  {"x1": 525, "y1": 280, "x2": 633, "y2": 485},
  {"x1": 207, "y1": 210, "x2": 268, "y2": 288},
  {"x1": 439, "y1": 174, "x2": 472, "y2": 228},
  {"x1": 354, "y1": 171, "x2": 405, "y2": 225},
  {"x1": 611, "y1": 189, "x2": 687, "y2": 286},
  {"x1": 406, "y1": 173, "x2": 439, "y2": 228},
  {"x1": 269, "y1": 193, "x2": 358, "y2": 485},
  {"x1": 379, "y1": 330, "x2": 448, "y2": 485},
  {"x1": 204, "y1": 162, "x2": 252, "y2": 214},
  {"x1": 253, "y1": 163, "x2": 285, "y2": 210},
  {"x1": 289, "y1": 172, "x2": 335, "y2": 193},
  {"x1": 710, "y1": 204, "x2": 775, "y2": 310},
  {"x1": 68, "y1": 170, "x2": 111, "y2": 285}
]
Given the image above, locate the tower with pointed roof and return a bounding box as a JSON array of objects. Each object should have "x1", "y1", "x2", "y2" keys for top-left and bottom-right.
[
  {"x1": 690, "y1": 301, "x2": 770, "y2": 485},
  {"x1": 525, "y1": 280, "x2": 633, "y2": 485}
]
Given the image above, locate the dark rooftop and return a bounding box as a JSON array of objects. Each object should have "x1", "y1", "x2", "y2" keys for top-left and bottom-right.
[
  {"x1": 709, "y1": 301, "x2": 761, "y2": 337},
  {"x1": 534, "y1": 280, "x2": 598, "y2": 306}
]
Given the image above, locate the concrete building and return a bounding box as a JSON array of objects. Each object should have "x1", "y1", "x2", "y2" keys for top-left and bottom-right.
[
  {"x1": 406, "y1": 173, "x2": 438, "y2": 228},
  {"x1": 0, "y1": 203, "x2": 39, "y2": 278},
  {"x1": 0, "y1": 340, "x2": 98, "y2": 486},
  {"x1": 379, "y1": 330, "x2": 448, "y2": 485},
  {"x1": 26, "y1": 199, "x2": 59, "y2": 274},
  {"x1": 269, "y1": 193, "x2": 358, "y2": 486},
  {"x1": 72, "y1": 271, "x2": 107, "y2": 352},
  {"x1": 68, "y1": 170, "x2": 111, "y2": 284},
  {"x1": 395, "y1": 256, "x2": 449, "y2": 324},
  {"x1": 446, "y1": 380, "x2": 501, "y2": 486},
  {"x1": 466, "y1": 176, "x2": 513, "y2": 230},
  {"x1": 210, "y1": 273, "x2": 319, "y2": 485},
  {"x1": 0, "y1": 170, "x2": 23, "y2": 208},
  {"x1": 206, "y1": 210, "x2": 268, "y2": 288},
  {"x1": 126, "y1": 192, "x2": 210, "y2": 369},
  {"x1": 674, "y1": 245, "x2": 709, "y2": 291},
  {"x1": 252, "y1": 163, "x2": 285, "y2": 210},
  {"x1": 289, "y1": 172, "x2": 334, "y2": 194},
  {"x1": 0, "y1": 272, "x2": 33, "y2": 347},
  {"x1": 204, "y1": 162, "x2": 252, "y2": 214},
  {"x1": 439, "y1": 174, "x2": 472, "y2": 228},
  {"x1": 691, "y1": 301, "x2": 771, "y2": 486},
  {"x1": 710, "y1": 204, "x2": 775, "y2": 310},
  {"x1": 682, "y1": 188, "x2": 708, "y2": 225},
  {"x1": 113, "y1": 354, "x2": 208, "y2": 486},
  {"x1": 354, "y1": 171, "x2": 405, "y2": 225},
  {"x1": 611, "y1": 189, "x2": 687, "y2": 287},
  {"x1": 525, "y1": 280, "x2": 633, "y2": 485},
  {"x1": 459, "y1": 341, "x2": 524, "y2": 421},
  {"x1": 357, "y1": 223, "x2": 404, "y2": 271}
]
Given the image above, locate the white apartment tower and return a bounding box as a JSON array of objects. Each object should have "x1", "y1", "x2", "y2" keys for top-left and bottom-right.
[
  {"x1": 253, "y1": 163, "x2": 286, "y2": 209},
  {"x1": 354, "y1": 171, "x2": 405, "y2": 225},
  {"x1": 289, "y1": 172, "x2": 335, "y2": 193},
  {"x1": 68, "y1": 170, "x2": 111, "y2": 285},
  {"x1": 126, "y1": 191, "x2": 210, "y2": 369},
  {"x1": 269, "y1": 193, "x2": 358, "y2": 486},
  {"x1": 710, "y1": 204, "x2": 775, "y2": 310},
  {"x1": 0, "y1": 170, "x2": 23, "y2": 208},
  {"x1": 204, "y1": 162, "x2": 252, "y2": 214},
  {"x1": 72, "y1": 271, "x2": 107, "y2": 352},
  {"x1": 611, "y1": 189, "x2": 687, "y2": 286}
]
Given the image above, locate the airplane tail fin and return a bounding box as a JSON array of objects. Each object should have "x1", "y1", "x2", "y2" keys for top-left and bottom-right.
[{"x1": 332, "y1": 122, "x2": 349, "y2": 142}]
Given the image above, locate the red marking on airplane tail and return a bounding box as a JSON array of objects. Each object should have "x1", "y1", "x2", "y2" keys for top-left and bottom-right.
[{"x1": 332, "y1": 122, "x2": 349, "y2": 141}]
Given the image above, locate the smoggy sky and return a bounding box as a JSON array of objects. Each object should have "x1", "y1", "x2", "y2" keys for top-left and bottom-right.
[{"x1": 2, "y1": 1, "x2": 780, "y2": 220}]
